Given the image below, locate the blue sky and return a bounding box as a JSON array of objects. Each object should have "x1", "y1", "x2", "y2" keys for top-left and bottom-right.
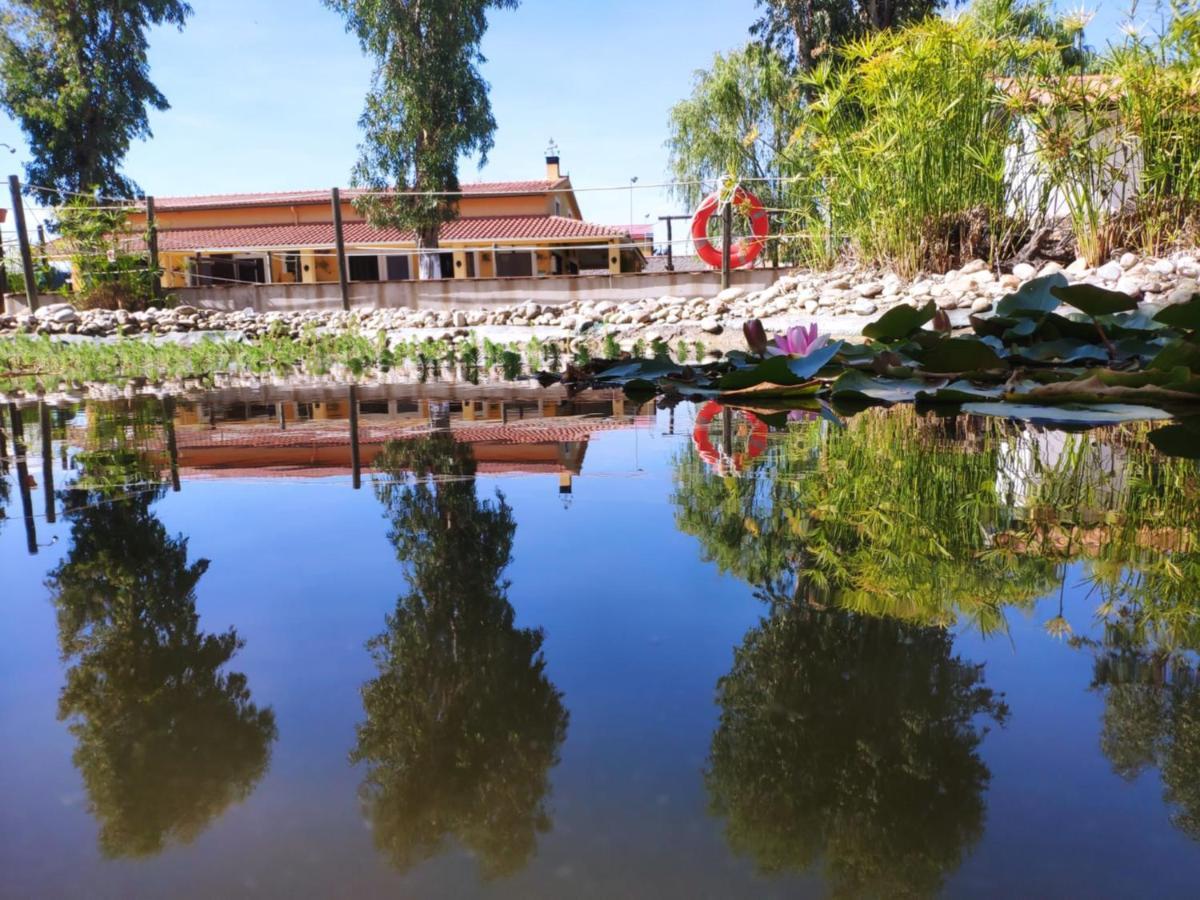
[{"x1": 0, "y1": 0, "x2": 1133, "y2": 236}]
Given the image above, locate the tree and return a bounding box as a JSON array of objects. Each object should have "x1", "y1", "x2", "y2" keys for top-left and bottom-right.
[
  {"x1": 324, "y1": 0, "x2": 519, "y2": 279},
  {"x1": 0, "y1": 1, "x2": 192, "y2": 198},
  {"x1": 750, "y1": 0, "x2": 950, "y2": 74},
  {"x1": 665, "y1": 43, "x2": 802, "y2": 249},
  {"x1": 49, "y1": 486, "x2": 276, "y2": 858},
  {"x1": 707, "y1": 602, "x2": 1007, "y2": 897},
  {"x1": 352, "y1": 431, "x2": 568, "y2": 878}
]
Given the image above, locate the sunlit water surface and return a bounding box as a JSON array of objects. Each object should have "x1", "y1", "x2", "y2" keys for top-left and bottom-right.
[{"x1": 2, "y1": 385, "x2": 1199, "y2": 898}]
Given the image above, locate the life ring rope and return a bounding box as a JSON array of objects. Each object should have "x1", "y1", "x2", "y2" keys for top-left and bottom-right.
[{"x1": 691, "y1": 187, "x2": 770, "y2": 270}]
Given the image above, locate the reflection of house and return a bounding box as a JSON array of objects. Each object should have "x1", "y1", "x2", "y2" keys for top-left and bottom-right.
[
  {"x1": 157, "y1": 392, "x2": 655, "y2": 494},
  {"x1": 125, "y1": 150, "x2": 646, "y2": 288}
]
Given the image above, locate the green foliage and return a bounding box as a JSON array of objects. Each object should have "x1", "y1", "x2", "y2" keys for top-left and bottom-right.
[
  {"x1": 358, "y1": 432, "x2": 567, "y2": 877},
  {"x1": 0, "y1": 0, "x2": 192, "y2": 197},
  {"x1": 707, "y1": 602, "x2": 1006, "y2": 895},
  {"x1": 56, "y1": 198, "x2": 159, "y2": 309},
  {"x1": 750, "y1": 0, "x2": 950, "y2": 74},
  {"x1": 601, "y1": 333, "x2": 620, "y2": 360},
  {"x1": 323, "y1": 0, "x2": 519, "y2": 271},
  {"x1": 49, "y1": 483, "x2": 275, "y2": 858}
]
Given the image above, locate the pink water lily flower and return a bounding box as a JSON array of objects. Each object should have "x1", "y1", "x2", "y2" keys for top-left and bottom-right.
[{"x1": 773, "y1": 323, "x2": 828, "y2": 358}]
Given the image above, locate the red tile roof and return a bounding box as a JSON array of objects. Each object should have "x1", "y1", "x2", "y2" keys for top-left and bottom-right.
[
  {"x1": 144, "y1": 181, "x2": 569, "y2": 211},
  {"x1": 137, "y1": 215, "x2": 628, "y2": 251}
]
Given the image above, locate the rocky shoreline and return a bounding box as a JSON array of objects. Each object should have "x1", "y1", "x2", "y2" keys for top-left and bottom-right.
[{"x1": 3, "y1": 251, "x2": 1197, "y2": 346}]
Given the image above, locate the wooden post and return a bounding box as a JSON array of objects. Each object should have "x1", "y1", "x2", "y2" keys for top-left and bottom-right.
[
  {"x1": 721, "y1": 201, "x2": 733, "y2": 291},
  {"x1": 146, "y1": 195, "x2": 162, "y2": 299},
  {"x1": 331, "y1": 187, "x2": 351, "y2": 312},
  {"x1": 8, "y1": 175, "x2": 38, "y2": 311},
  {"x1": 721, "y1": 407, "x2": 733, "y2": 458},
  {"x1": 9, "y1": 404, "x2": 37, "y2": 554},
  {"x1": 161, "y1": 397, "x2": 181, "y2": 492},
  {"x1": 665, "y1": 217, "x2": 674, "y2": 272},
  {"x1": 39, "y1": 402, "x2": 54, "y2": 523},
  {"x1": 348, "y1": 385, "x2": 361, "y2": 490}
]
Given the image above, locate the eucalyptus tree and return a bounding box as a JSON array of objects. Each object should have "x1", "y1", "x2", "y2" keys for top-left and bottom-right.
[
  {"x1": 0, "y1": 0, "x2": 192, "y2": 198},
  {"x1": 324, "y1": 0, "x2": 519, "y2": 279},
  {"x1": 355, "y1": 432, "x2": 568, "y2": 878}
]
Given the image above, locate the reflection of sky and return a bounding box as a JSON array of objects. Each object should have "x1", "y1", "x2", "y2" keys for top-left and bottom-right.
[{"x1": 2, "y1": 407, "x2": 1200, "y2": 897}]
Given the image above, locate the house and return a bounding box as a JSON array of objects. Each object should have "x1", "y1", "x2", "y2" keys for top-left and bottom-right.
[{"x1": 125, "y1": 150, "x2": 646, "y2": 289}]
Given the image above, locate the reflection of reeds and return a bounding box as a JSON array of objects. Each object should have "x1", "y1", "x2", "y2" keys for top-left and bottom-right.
[{"x1": 672, "y1": 407, "x2": 1200, "y2": 649}]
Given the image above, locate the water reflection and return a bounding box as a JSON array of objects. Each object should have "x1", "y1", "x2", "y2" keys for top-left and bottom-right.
[
  {"x1": 354, "y1": 426, "x2": 568, "y2": 878},
  {"x1": 49, "y1": 425, "x2": 276, "y2": 858},
  {"x1": 707, "y1": 602, "x2": 1007, "y2": 896}
]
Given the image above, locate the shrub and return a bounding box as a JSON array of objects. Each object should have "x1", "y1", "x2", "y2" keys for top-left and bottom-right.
[{"x1": 56, "y1": 198, "x2": 161, "y2": 310}]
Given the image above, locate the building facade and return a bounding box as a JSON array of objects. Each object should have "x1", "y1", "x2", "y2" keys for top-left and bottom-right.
[{"x1": 126, "y1": 153, "x2": 645, "y2": 289}]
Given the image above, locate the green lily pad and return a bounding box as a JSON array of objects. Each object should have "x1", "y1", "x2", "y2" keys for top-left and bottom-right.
[
  {"x1": 1050, "y1": 283, "x2": 1139, "y2": 317},
  {"x1": 919, "y1": 338, "x2": 1006, "y2": 373},
  {"x1": 831, "y1": 370, "x2": 944, "y2": 404},
  {"x1": 862, "y1": 300, "x2": 936, "y2": 342},
  {"x1": 1016, "y1": 339, "x2": 1109, "y2": 364},
  {"x1": 594, "y1": 358, "x2": 679, "y2": 383},
  {"x1": 1154, "y1": 295, "x2": 1200, "y2": 330},
  {"x1": 915, "y1": 380, "x2": 1007, "y2": 402},
  {"x1": 962, "y1": 402, "x2": 1173, "y2": 425},
  {"x1": 1149, "y1": 338, "x2": 1200, "y2": 372},
  {"x1": 995, "y1": 273, "x2": 1069, "y2": 316}
]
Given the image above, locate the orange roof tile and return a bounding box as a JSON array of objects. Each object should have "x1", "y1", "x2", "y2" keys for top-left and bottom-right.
[{"x1": 144, "y1": 181, "x2": 569, "y2": 212}]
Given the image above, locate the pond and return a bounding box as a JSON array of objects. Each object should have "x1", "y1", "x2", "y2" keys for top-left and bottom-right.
[{"x1": 2, "y1": 385, "x2": 1200, "y2": 897}]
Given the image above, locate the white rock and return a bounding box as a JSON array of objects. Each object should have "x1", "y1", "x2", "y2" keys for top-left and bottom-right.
[
  {"x1": 960, "y1": 258, "x2": 988, "y2": 275},
  {"x1": 1152, "y1": 258, "x2": 1176, "y2": 275},
  {"x1": 856, "y1": 281, "x2": 884, "y2": 298},
  {"x1": 936, "y1": 296, "x2": 959, "y2": 310},
  {"x1": 1096, "y1": 262, "x2": 1123, "y2": 281},
  {"x1": 1115, "y1": 277, "x2": 1144, "y2": 297},
  {"x1": 700, "y1": 316, "x2": 723, "y2": 334},
  {"x1": 1120, "y1": 252, "x2": 1138, "y2": 269},
  {"x1": 1012, "y1": 262, "x2": 1037, "y2": 280},
  {"x1": 714, "y1": 286, "x2": 746, "y2": 303},
  {"x1": 970, "y1": 298, "x2": 993, "y2": 313},
  {"x1": 852, "y1": 300, "x2": 877, "y2": 316},
  {"x1": 1038, "y1": 261, "x2": 1064, "y2": 277},
  {"x1": 1065, "y1": 257, "x2": 1092, "y2": 276},
  {"x1": 803, "y1": 300, "x2": 819, "y2": 314}
]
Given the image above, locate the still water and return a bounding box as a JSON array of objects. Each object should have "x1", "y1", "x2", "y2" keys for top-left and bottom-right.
[{"x1": 2, "y1": 384, "x2": 1199, "y2": 898}]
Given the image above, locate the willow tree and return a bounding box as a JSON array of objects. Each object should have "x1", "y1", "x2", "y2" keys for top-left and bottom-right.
[
  {"x1": 0, "y1": 0, "x2": 192, "y2": 198},
  {"x1": 325, "y1": 0, "x2": 519, "y2": 279}
]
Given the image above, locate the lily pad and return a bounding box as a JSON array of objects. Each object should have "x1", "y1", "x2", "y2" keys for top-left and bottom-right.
[
  {"x1": 994, "y1": 273, "x2": 1069, "y2": 316},
  {"x1": 719, "y1": 379, "x2": 823, "y2": 400},
  {"x1": 862, "y1": 300, "x2": 936, "y2": 342},
  {"x1": 915, "y1": 380, "x2": 1007, "y2": 402},
  {"x1": 594, "y1": 358, "x2": 679, "y2": 383},
  {"x1": 1149, "y1": 338, "x2": 1200, "y2": 372},
  {"x1": 1154, "y1": 295, "x2": 1200, "y2": 330},
  {"x1": 1016, "y1": 339, "x2": 1109, "y2": 364},
  {"x1": 962, "y1": 402, "x2": 1173, "y2": 425},
  {"x1": 788, "y1": 341, "x2": 844, "y2": 379},
  {"x1": 919, "y1": 338, "x2": 1006, "y2": 373},
  {"x1": 1050, "y1": 283, "x2": 1139, "y2": 317},
  {"x1": 831, "y1": 370, "x2": 944, "y2": 404}
]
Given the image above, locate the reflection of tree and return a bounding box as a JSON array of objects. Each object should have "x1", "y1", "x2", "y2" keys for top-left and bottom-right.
[
  {"x1": 673, "y1": 409, "x2": 1055, "y2": 632},
  {"x1": 1080, "y1": 612, "x2": 1200, "y2": 841},
  {"x1": 49, "y1": 477, "x2": 276, "y2": 858},
  {"x1": 354, "y1": 431, "x2": 568, "y2": 879},
  {"x1": 707, "y1": 602, "x2": 1008, "y2": 897}
]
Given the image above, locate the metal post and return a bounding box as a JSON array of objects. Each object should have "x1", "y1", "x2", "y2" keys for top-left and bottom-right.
[
  {"x1": 9, "y1": 404, "x2": 37, "y2": 554},
  {"x1": 721, "y1": 201, "x2": 733, "y2": 291},
  {"x1": 348, "y1": 385, "x2": 361, "y2": 490},
  {"x1": 331, "y1": 187, "x2": 351, "y2": 312},
  {"x1": 665, "y1": 217, "x2": 674, "y2": 272},
  {"x1": 8, "y1": 175, "x2": 38, "y2": 311},
  {"x1": 39, "y1": 402, "x2": 54, "y2": 523},
  {"x1": 721, "y1": 407, "x2": 733, "y2": 458},
  {"x1": 146, "y1": 195, "x2": 162, "y2": 299}
]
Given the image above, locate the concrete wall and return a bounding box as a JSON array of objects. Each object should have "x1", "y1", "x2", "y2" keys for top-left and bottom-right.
[{"x1": 157, "y1": 267, "x2": 794, "y2": 313}]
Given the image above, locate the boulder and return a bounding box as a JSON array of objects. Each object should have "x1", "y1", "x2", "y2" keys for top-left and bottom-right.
[{"x1": 1012, "y1": 262, "x2": 1037, "y2": 280}]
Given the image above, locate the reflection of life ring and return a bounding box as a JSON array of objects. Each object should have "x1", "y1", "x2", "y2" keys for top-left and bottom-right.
[
  {"x1": 692, "y1": 401, "x2": 769, "y2": 476},
  {"x1": 691, "y1": 188, "x2": 769, "y2": 270}
]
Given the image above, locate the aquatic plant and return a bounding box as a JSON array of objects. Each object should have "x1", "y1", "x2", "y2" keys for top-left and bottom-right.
[{"x1": 770, "y1": 322, "x2": 827, "y2": 358}]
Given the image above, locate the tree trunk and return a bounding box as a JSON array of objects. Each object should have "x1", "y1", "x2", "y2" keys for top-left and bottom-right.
[{"x1": 417, "y1": 225, "x2": 442, "y2": 280}]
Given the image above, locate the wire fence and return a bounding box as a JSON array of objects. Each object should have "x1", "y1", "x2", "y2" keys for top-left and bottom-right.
[{"x1": 3, "y1": 173, "x2": 809, "y2": 299}]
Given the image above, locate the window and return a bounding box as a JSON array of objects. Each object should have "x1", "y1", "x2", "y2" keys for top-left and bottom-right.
[
  {"x1": 438, "y1": 252, "x2": 454, "y2": 278},
  {"x1": 348, "y1": 255, "x2": 380, "y2": 281},
  {"x1": 495, "y1": 252, "x2": 533, "y2": 277},
  {"x1": 283, "y1": 252, "x2": 303, "y2": 283},
  {"x1": 555, "y1": 199, "x2": 562, "y2": 216},
  {"x1": 384, "y1": 255, "x2": 410, "y2": 280}
]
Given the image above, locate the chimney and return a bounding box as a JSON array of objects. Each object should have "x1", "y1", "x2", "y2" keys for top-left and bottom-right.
[{"x1": 545, "y1": 138, "x2": 561, "y2": 180}]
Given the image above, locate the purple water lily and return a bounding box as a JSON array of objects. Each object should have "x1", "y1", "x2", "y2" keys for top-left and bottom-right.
[{"x1": 773, "y1": 323, "x2": 828, "y2": 358}]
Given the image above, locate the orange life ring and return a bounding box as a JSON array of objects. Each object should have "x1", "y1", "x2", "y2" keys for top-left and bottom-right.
[
  {"x1": 692, "y1": 401, "x2": 769, "y2": 476},
  {"x1": 691, "y1": 188, "x2": 769, "y2": 270}
]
